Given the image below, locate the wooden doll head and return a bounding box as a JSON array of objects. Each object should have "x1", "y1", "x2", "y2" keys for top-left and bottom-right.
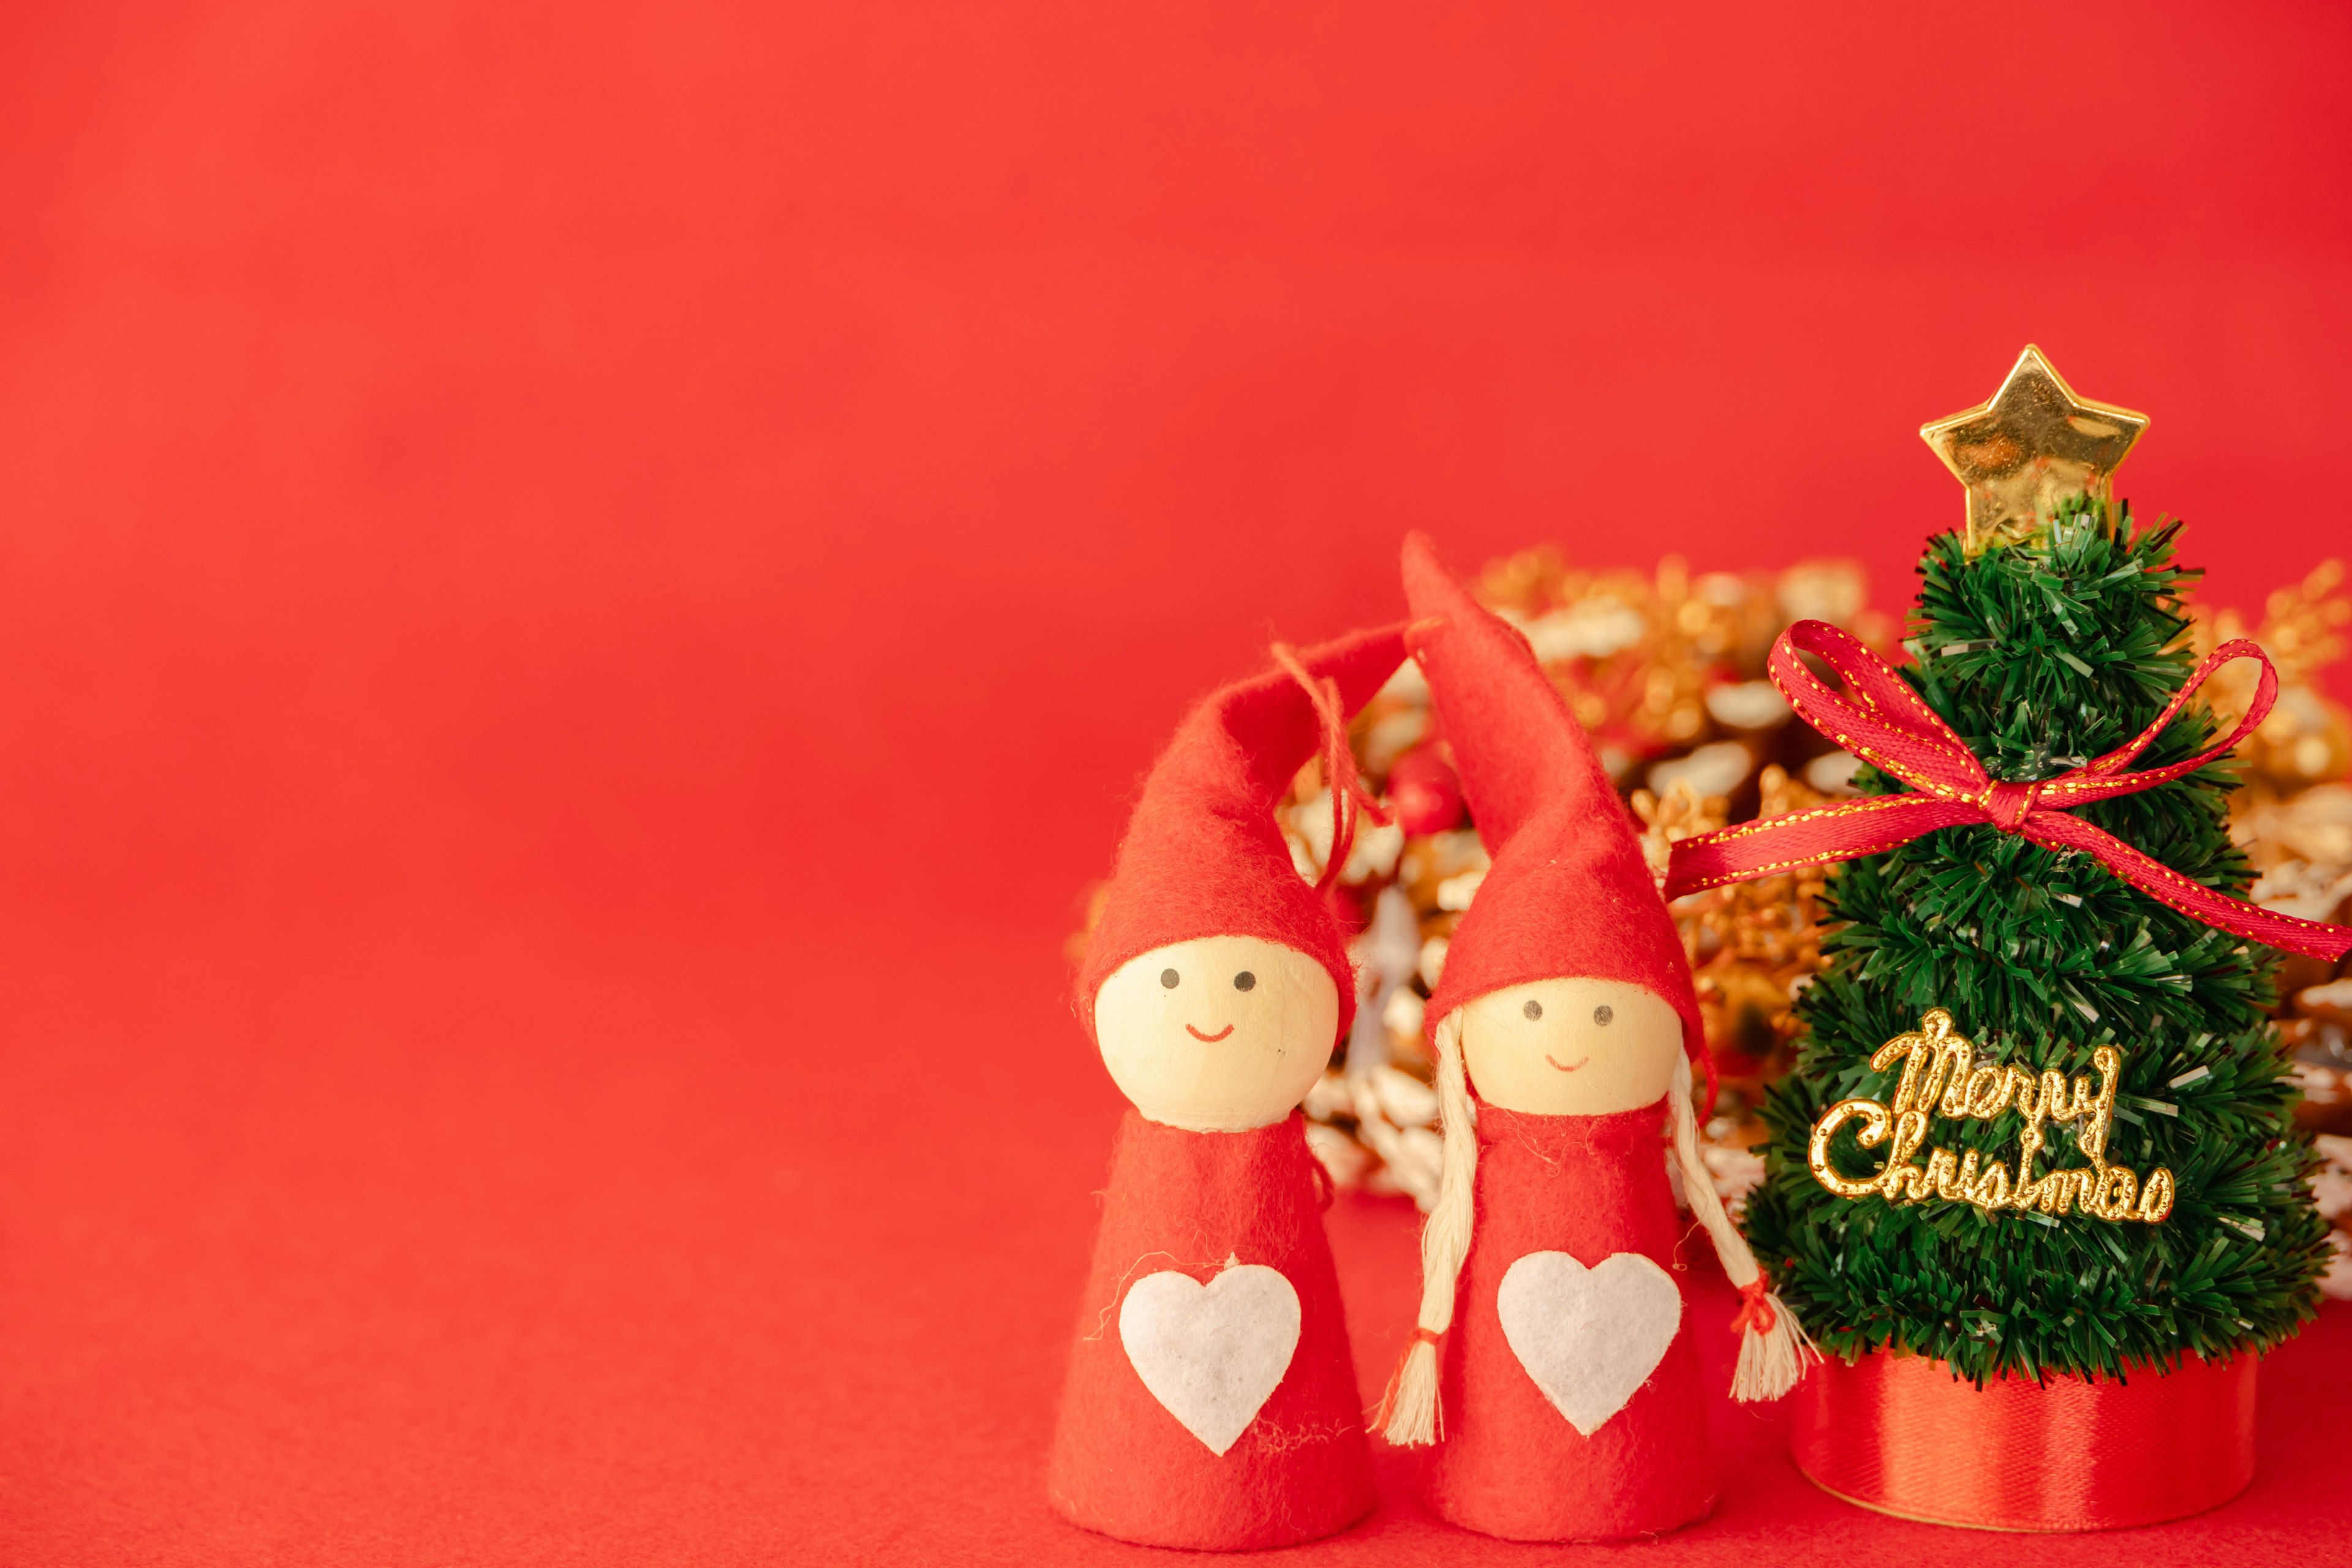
[
  {"x1": 1094, "y1": 935, "x2": 1339, "y2": 1133},
  {"x1": 1457, "y1": 976, "x2": 1686, "y2": 1117}
]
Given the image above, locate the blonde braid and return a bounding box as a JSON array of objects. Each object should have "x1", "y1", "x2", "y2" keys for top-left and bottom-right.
[
  {"x1": 1376, "y1": 1009, "x2": 1476, "y2": 1446},
  {"x1": 1667, "y1": 1056, "x2": 1817, "y2": 1400}
]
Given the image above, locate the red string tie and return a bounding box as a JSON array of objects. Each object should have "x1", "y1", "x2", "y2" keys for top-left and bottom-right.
[
  {"x1": 1730, "y1": 1278, "x2": 1776, "y2": 1336},
  {"x1": 1272, "y1": 642, "x2": 1389, "y2": 892}
]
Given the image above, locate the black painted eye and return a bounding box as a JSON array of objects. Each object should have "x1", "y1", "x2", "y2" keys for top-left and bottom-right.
[
  {"x1": 1593, "y1": 1005, "x2": 1613, "y2": 1026},
  {"x1": 1234, "y1": 971, "x2": 1256, "y2": 992},
  {"x1": 1523, "y1": 999, "x2": 1543, "y2": 1020},
  {"x1": 1160, "y1": 968, "x2": 1180, "y2": 989}
]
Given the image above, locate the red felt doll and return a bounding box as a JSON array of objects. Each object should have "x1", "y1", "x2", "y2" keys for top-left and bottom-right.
[
  {"x1": 1376, "y1": 535, "x2": 1812, "y2": 1542},
  {"x1": 1046, "y1": 626, "x2": 1404, "y2": 1551}
]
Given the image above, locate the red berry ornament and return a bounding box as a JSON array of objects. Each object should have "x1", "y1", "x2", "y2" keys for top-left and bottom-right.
[{"x1": 1388, "y1": 747, "x2": 1464, "y2": 835}]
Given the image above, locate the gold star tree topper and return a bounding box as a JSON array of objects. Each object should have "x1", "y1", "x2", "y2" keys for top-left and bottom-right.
[{"x1": 1920, "y1": 345, "x2": 2149, "y2": 556}]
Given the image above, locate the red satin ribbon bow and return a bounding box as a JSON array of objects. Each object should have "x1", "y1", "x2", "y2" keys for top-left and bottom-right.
[{"x1": 1662, "y1": 620, "x2": 2352, "y2": 962}]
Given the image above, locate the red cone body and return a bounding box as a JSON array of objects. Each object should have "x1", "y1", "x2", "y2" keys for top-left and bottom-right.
[
  {"x1": 1428, "y1": 1104, "x2": 1716, "y2": 1539},
  {"x1": 1046, "y1": 1112, "x2": 1374, "y2": 1550}
]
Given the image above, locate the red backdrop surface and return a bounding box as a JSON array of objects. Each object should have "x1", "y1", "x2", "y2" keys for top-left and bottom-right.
[{"x1": 2, "y1": 3, "x2": 2349, "y2": 1563}]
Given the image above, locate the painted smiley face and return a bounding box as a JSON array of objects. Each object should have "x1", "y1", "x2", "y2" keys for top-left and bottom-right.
[
  {"x1": 1094, "y1": 935, "x2": 1339, "y2": 1131},
  {"x1": 1457, "y1": 978, "x2": 1685, "y2": 1116}
]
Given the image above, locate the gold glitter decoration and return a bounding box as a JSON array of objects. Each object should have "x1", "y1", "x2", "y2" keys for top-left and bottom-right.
[
  {"x1": 1806, "y1": 1010, "x2": 2174, "y2": 1223},
  {"x1": 1640, "y1": 764, "x2": 1831, "y2": 1074},
  {"x1": 2194, "y1": 559, "x2": 2352, "y2": 798},
  {"x1": 1920, "y1": 345, "x2": 2149, "y2": 557}
]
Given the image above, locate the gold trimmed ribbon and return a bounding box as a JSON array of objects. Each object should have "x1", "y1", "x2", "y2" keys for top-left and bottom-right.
[{"x1": 1662, "y1": 621, "x2": 2352, "y2": 962}]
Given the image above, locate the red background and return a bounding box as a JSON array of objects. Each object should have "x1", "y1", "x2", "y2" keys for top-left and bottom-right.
[{"x1": 4, "y1": 3, "x2": 2349, "y2": 1562}]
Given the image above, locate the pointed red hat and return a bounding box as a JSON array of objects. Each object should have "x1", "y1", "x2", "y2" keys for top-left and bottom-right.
[
  {"x1": 1401, "y1": 533, "x2": 1705, "y2": 1063},
  {"x1": 1077, "y1": 624, "x2": 1408, "y2": 1042}
]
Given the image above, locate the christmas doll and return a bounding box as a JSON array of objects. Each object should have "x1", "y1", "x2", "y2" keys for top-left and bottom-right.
[
  {"x1": 1046, "y1": 625, "x2": 1404, "y2": 1551},
  {"x1": 1376, "y1": 534, "x2": 1810, "y2": 1542}
]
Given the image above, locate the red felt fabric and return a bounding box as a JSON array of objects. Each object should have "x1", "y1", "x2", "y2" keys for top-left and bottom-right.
[
  {"x1": 1074, "y1": 626, "x2": 1404, "y2": 1041},
  {"x1": 5, "y1": 3, "x2": 2352, "y2": 1564},
  {"x1": 1427, "y1": 1101, "x2": 1717, "y2": 1541},
  {"x1": 1046, "y1": 1110, "x2": 1373, "y2": 1549},
  {"x1": 1403, "y1": 535, "x2": 1706, "y2": 1058}
]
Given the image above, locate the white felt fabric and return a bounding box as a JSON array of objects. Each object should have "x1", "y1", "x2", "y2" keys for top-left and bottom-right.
[
  {"x1": 1495, "y1": 1250, "x2": 1683, "y2": 1436},
  {"x1": 1119, "y1": 1264, "x2": 1302, "y2": 1456}
]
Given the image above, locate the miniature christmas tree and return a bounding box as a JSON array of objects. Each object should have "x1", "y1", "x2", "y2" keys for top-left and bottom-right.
[{"x1": 1738, "y1": 350, "x2": 2332, "y2": 1384}]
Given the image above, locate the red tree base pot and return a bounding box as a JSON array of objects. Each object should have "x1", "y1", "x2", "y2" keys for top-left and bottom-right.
[{"x1": 1789, "y1": 1349, "x2": 2256, "y2": 1532}]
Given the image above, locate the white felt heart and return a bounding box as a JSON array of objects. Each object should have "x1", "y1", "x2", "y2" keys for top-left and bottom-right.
[
  {"x1": 1496, "y1": 1250, "x2": 1683, "y2": 1436},
  {"x1": 1118, "y1": 1263, "x2": 1302, "y2": 1456}
]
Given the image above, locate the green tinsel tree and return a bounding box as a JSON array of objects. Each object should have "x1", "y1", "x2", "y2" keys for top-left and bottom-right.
[{"x1": 1744, "y1": 497, "x2": 2328, "y2": 1384}]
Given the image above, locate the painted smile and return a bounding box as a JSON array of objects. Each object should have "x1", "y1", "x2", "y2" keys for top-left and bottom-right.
[
  {"x1": 1186, "y1": 1023, "x2": 1235, "y2": 1042},
  {"x1": 1545, "y1": 1054, "x2": 1589, "y2": 1073}
]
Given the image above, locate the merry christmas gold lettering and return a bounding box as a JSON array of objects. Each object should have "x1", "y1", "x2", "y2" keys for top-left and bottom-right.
[{"x1": 1806, "y1": 1009, "x2": 2174, "y2": 1224}]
